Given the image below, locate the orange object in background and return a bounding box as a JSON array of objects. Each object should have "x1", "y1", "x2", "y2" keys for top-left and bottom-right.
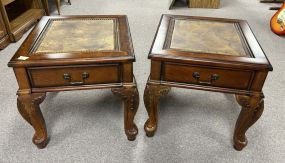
[{"x1": 271, "y1": 2, "x2": 285, "y2": 35}]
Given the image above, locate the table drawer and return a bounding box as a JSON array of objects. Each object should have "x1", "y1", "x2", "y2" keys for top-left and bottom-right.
[
  {"x1": 163, "y1": 63, "x2": 254, "y2": 90},
  {"x1": 28, "y1": 64, "x2": 120, "y2": 88}
]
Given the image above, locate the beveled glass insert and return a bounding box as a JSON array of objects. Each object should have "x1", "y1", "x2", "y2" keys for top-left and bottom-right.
[
  {"x1": 170, "y1": 19, "x2": 247, "y2": 56},
  {"x1": 34, "y1": 19, "x2": 118, "y2": 54}
]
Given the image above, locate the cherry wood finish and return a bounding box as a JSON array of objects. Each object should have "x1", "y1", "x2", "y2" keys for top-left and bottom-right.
[
  {"x1": 144, "y1": 84, "x2": 171, "y2": 137},
  {"x1": 0, "y1": 7, "x2": 9, "y2": 49},
  {"x1": 42, "y1": 0, "x2": 71, "y2": 15},
  {"x1": 28, "y1": 64, "x2": 120, "y2": 87},
  {"x1": 234, "y1": 94, "x2": 264, "y2": 150},
  {"x1": 163, "y1": 63, "x2": 253, "y2": 90},
  {"x1": 8, "y1": 15, "x2": 139, "y2": 148},
  {"x1": 112, "y1": 85, "x2": 139, "y2": 141},
  {"x1": 0, "y1": 0, "x2": 45, "y2": 42},
  {"x1": 144, "y1": 15, "x2": 273, "y2": 151},
  {"x1": 17, "y1": 93, "x2": 48, "y2": 148}
]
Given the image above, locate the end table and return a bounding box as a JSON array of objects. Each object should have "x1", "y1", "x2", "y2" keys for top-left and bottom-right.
[
  {"x1": 8, "y1": 15, "x2": 139, "y2": 148},
  {"x1": 144, "y1": 15, "x2": 273, "y2": 151}
]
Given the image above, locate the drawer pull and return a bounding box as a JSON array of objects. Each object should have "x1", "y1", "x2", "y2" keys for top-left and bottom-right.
[
  {"x1": 192, "y1": 72, "x2": 200, "y2": 79},
  {"x1": 63, "y1": 73, "x2": 71, "y2": 80},
  {"x1": 211, "y1": 74, "x2": 220, "y2": 81},
  {"x1": 192, "y1": 72, "x2": 220, "y2": 85},
  {"x1": 82, "y1": 72, "x2": 89, "y2": 80},
  {"x1": 63, "y1": 72, "x2": 90, "y2": 85},
  {"x1": 69, "y1": 81, "x2": 84, "y2": 85}
]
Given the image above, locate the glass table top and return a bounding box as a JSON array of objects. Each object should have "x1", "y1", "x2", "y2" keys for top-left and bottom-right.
[
  {"x1": 170, "y1": 19, "x2": 247, "y2": 56},
  {"x1": 33, "y1": 18, "x2": 118, "y2": 54}
]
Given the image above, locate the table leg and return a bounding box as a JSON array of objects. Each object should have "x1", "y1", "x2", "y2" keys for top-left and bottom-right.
[
  {"x1": 17, "y1": 93, "x2": 48, "y2": 149},
  {"x1": 42, "y1": 0, "x2": 50, "y2": 16},
  {"x1": 234, "y1": 94, "x2": 264, "y2": 151},
  {"x1": 56, "y1": 0, "x2": 61, "y2": 15},
  {"x1": 112, "y1": 85, "x2": 139, "y2": 141},
  {"x1": 144, "y1": 83, "x2": 171, "y2": 137}
]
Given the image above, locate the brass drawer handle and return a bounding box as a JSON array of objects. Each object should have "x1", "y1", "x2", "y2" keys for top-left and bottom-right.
[
  {"x1": 192, "y1": 72, "x2": 220, "y2": 85},
  {"x1": 63, "y1": 73, "x2": 71, "y2": 80},
  {"x1": 192, "y1": 72, "x2": 200, "y2": 79},
  {"x1": 211, "y1": 74, "x2": 220, "y2": 81},
  {"x1": 69, "y1": 81, "x2": 84, "y2": 85},
  {"x1": 82, "y1": 72, "x2": 89, "y2": 80},
  {"x1": 63, "y1": 72, "x2": 90, "y2": 85}
]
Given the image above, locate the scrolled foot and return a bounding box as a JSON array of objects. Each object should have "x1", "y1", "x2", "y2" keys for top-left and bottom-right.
[
  {"x1": 126, "y1": 124, "x2": 138, "y2": 141},
  {"x1": 144, "y1": 119, "x2": 157, "y2": 137},
  {"x1": 233, "y1": 137, "x2": 247, "y2": 151},
  {"x1": 33, "y1": 136, "x2": 49, "y2": 149}
]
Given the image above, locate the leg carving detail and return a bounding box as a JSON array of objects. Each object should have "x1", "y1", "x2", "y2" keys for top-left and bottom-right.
[
  {"x1": 144, "y1": 84, "x2": 171, "y2": 137},
  {"x1": 112, "y1": 86, "x2": 139, "y2": 141},
  {"x1": 17, "y1": 93, "x2": 48, "y2": 149},
  {"x1": 234, "y1": 94, "x2": 264, "y2": 151}
]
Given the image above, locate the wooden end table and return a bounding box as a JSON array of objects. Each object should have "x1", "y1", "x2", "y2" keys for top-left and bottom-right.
[
  {"x1": 8, "y1": 15, "x2": 139, "y2": 149},
  {"x1": 144, "y1": 15, "x2": 273, "y2": 151}
]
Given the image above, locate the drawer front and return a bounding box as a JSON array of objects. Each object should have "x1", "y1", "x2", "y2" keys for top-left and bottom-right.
[
  {"x1": 163, "y1": 63, "x2": 253, "y2": 90},
  {"x1": 28, "y1": 64, "x2": 120, "y2": 88}
]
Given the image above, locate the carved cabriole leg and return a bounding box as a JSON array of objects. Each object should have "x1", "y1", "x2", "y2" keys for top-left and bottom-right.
[
  {"x1": 112, "y1": 86, "x2": 139, "y2": 141},
  {"x1": 144, "y1": 83, "x2": 171, "y2": 137},
  {"x1": 234, "y1": 94, "x2": 264, "y2": 151},
  {"x1": 17, "y1": 93, "x2": 48, "y2": 149}
]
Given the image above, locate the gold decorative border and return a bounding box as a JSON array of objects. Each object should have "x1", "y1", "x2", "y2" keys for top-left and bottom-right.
[{"x1": 30, "y1": 18, "x2": 120, "y2": 55}]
